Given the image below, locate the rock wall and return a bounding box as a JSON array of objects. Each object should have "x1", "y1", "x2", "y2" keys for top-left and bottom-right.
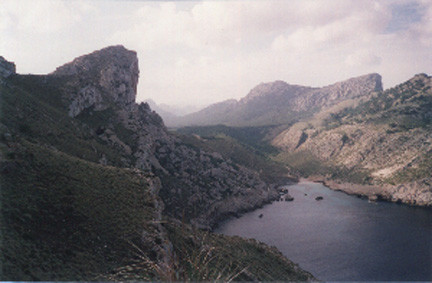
[{"x1": 51, "y1": 45, "x2": 139, "y2": 117}]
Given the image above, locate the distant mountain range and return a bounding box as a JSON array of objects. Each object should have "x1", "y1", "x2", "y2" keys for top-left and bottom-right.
[
  {"x1": 168, "y1": 73, "x2": 382, "y2": 127},
  {"x1": 144, "y1": 99, "x2": 204, "y2": 127}
]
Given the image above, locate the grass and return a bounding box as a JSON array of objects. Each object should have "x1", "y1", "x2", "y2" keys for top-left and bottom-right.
[
  {"x1": 386, "y1": 151, "x2": 432, "y2": 184},
  {"x1": 0, "y1": 76, "x2": 128, "y2": 166},
  {"x1": 274, "y1": 150, "x2": 373, "y2": 185},
  {"x1": 165, "y1": 222, "x2": 315, "y2": 281},
  {"x1": 177, "y1": 124, "x2": 282, "y2": 155},
  {"x1": 274, "y1": 150, "x2": 333, "y2": 177},
  {"x1": 0, "y1": 140, "x2": 158, "y2": 280}
]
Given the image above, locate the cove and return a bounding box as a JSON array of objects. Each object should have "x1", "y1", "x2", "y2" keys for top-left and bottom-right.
[{"x1": 215, "y1": 180, "x2": 432, "y2": 281}]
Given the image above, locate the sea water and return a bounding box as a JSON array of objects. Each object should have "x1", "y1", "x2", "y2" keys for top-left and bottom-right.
[{"x1": 215, "y1": 180, "x2": 432, "y2": 281}]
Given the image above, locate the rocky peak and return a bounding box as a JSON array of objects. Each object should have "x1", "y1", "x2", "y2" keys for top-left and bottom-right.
[
  {"x1": 325, "y1": 73, "x2": 383, "y2": 93},
  {"x1": 409, "y1": 73, "x2": 431, "y2": 85},
  {"x1": 0, "y1": 56, "x2": 16, "y2": 78},
  {"x1": 241, "y1": 80, "x2": 310, "y2": 104},
  {"x1": 51, "y1": 45, "x2": 139, "y2": 117},
  {"x1": 305, "y1": 73, "x2": 383, "y2": 108}
]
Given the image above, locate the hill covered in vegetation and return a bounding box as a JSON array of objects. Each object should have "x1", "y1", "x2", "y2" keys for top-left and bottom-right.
[{"x1": 0, "y1": 46, "x2": 314, "y2": 281}]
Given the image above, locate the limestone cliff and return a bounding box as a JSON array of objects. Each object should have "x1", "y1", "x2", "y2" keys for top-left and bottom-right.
[{"x1": 51, "y1": 45, "x2": 139, "y2": 117}]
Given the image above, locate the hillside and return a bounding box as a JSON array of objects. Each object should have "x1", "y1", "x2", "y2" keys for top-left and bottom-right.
[
  {"x1": 273, "y1": 74, "x2": 432, "y2": 206},
  {"x1": 0, "y1": 47, "x2": 314, "y2": 281},
  {"x1": 174, "y1": 72, "x2": 431, "y2": 207},
  {"x1": 171, "y1": 73, "x2": 382, "y2": 127}
]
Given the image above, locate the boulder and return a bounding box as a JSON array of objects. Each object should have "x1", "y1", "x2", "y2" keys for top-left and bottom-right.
[{"x1": 285, "y1": 194, "x2": 294, "y2": 201}]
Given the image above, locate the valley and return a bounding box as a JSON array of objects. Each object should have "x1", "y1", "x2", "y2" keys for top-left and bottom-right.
[
  {"x1": 1, "y1": 44, "x2": 431, "y2": 281},
  {"x1": 171, "y1": 72, "x2": 432, "y2": 208}
]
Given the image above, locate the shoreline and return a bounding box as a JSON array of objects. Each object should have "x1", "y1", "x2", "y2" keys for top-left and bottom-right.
[
  {"x1": 307, "y1": 175, "x2": 432, "y2": 207},
  {"x1": 209, "y1": 179, "x2": 298, "y2": 231}
]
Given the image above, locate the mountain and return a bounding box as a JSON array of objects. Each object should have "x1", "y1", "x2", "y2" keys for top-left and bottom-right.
[
  {"x1": 0, "y1": 46, "x2": 313, "y2": 281},
  {"x1": 145, "y1": 98, "x2": 178, "y2": 126},
  {"x1": 273, "y1": 73, "x2": 432, "y2": 206},
  {"x1": 173, "y1": 70, "x2": 431, "y2": 207},
  {"x1": 144, "y1": 99, "x2": 204, "y2": 127},
  {"x1": 144, "y1": 99, "x2": 205, "y2": 127},
  {"x1": 146, "y1": 99, "x2": 203, "y2": 116},
  {"x1": 171, "y1": 73, "x2": 382, "y2": 127}
]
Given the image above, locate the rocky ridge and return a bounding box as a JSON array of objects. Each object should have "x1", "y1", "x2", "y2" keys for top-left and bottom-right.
[{"x1": 171, "y1": 73, "x2": 382, "y2": 127}]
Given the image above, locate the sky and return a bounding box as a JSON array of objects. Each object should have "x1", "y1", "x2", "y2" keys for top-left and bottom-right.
[{"x1": 1, "y1": 0, "x2": 432, "y2": 108}]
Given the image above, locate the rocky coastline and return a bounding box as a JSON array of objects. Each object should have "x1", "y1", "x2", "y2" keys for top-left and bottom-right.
[
  {"x1": 308, "y1": 175, "x2": 432, "y2": 207},
  {"x1": 209, "y1": 178, "x2": 298, "y2": 231}
]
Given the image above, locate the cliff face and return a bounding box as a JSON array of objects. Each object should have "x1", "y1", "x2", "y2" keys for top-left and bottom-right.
[
  {"x1": 273, "y1": 74, "x2": 432, "y2": 206},
  {"x1": 172, "y1": 73, "x2": 382, "y2": 127},
  {"x1": 51, "y1": 45, "x2": 139, "y2": 117}
]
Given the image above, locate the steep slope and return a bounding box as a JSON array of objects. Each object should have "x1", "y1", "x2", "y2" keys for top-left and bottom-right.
[
  {"x1": 172, "y1": 73, "x2": 382, "y2": 127},
  {"x1": 43, "y1": 45, "x2": 280, "y2": 229},
  {"x1": 144, "y1": 99, "x2": 203, "y2": 126},
  {"x1": 1, "y1": 142, "x2": 164, "y2": 280},
  {"x1": 145, "y1": 99, "x2": 179, "y2": 127},
  {"x1": 273, "y1": 74, "x2": 432, "y2": 206},
  {"x1": 1, "y1": 47, "x2": 314, "y2": 281}
]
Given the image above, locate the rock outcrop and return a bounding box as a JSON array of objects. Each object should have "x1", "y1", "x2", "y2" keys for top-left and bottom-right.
[
  {"x1": 0, "y1": 56, "x2": 16, "y2": 78},
  {"x1": 51, "y1": 45, "x2": 139, "y2": 117}
]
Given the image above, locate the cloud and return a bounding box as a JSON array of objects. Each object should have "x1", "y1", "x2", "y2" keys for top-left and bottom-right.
[
  {"x1": 0, "y1": 0, "x2": 91, "y2": 34},
  {"x1": 1, "y1": 0, "x2": 431, "y2": 107},
  {"x1": 346, "y1": 50, "x2": 382, "y2": 67}
]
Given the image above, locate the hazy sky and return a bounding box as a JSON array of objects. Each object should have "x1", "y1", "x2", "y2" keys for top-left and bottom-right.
[{"x1": 1, "y1": 0, "x2": 432, "y2": 107}]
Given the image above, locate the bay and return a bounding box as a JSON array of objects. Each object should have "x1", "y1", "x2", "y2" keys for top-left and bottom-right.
[{"x1": 215, "y1": 180, "x2": 432, "y2": 281}]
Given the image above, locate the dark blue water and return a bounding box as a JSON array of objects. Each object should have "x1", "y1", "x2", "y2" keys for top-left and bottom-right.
[{"x1": 215, "y1": 180, "x2": 432, "y2": 281}]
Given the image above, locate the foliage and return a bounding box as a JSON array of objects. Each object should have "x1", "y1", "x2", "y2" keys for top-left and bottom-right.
[
  {"x1": 334, "y1": 79, "x2": 432, "y2": 131},
  {"x1": 165, "y1": 222, "x2": 314, "y2": 281},
  {"x1": 0, "y1": 76, "x2": 128, "y2": 166},
  {"x1": 386, "y1": 151, "x2": 432, "y2": 184},
  {"x1": 0, "y1": 141, "x2": 156, "y2": 280},
  {"x1": 273, "y1": 150, "x2": 333, "y2": 177},
  {"x1": 177, "y1": 124, "x2": 282, "y2": 155},
  {"x1": 178, "y1": 131, "x2": 289, "y2": 183}
]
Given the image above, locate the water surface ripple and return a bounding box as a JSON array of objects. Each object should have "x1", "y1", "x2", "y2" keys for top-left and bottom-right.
[{"x1": 215, "y1": 180, "x2": 432, "y2": 281}]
